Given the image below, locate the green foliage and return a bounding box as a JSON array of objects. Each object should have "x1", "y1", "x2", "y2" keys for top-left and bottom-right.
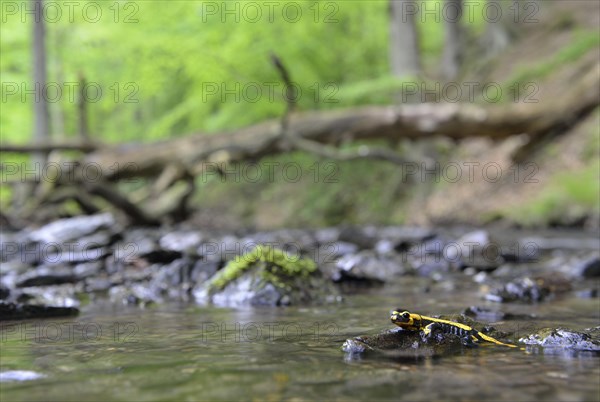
[
  {"x1": 1, "y1": 0, "x2": 493, "y2": 145},
  {"x1": 208, "y1": 245, "x2": 317, "y2": 291}
]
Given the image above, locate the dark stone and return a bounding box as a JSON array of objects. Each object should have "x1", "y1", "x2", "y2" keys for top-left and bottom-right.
[
  {"x1": 0, "y1": 301, "x2": 79, "y2": 320},
  {"x1": 0, "y1": 285, "x2": 9, "y2": 300},
  {"x1": 327, "y1": 251, "x2": 405, "y2": 284},
  {"x1": 462, "y1": 306, "x2": 535, "y2": 321},
  {"x1": 338, "y1": 226, "x2": 377, "y2": 249},
  {"x1": 140, "y1": 249, "x2": 182, "y2": 264},
  {"x1": 575, "y1": 256, "x2": 600, "y2": 278},
  {"x1": 452, "y1": 230, "x2": 504, "y2": 270},
  {"x1": 375, "y1": 226, "x2": 436, "y2": 254},
  {"x1": 42, "y1": 247, "x2": 109, "y2": 265},
  {"x1": 486, "y1": 274, "x2": 572, "y2": 303},
  {"x1": 15, "y1": 266, "x2": 78, "y2": 287},
  {"x1": 150, "y1": 259, "x2": 194, "y2": 290},
  {"x1": 342, "y1": 314, "x2": 506, "y2": 358},
  {"x1": 411, "y1": 255, "x2": 451, "y2": 277},
  {"x1": 314, "y1": 242, "x2": 358, "y2": 265},
  {"x1": 190, "y1": 260, "x2": 220, "y2": 283}
]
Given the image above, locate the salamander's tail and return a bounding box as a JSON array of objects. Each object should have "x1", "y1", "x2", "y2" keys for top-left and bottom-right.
[{"x1": 477, "y1": 332, "x2": 518, "y2": 348}]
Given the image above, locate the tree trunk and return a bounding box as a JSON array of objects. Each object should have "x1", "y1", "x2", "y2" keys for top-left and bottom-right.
[
  {"x1": 389, "y1": 0, "x2": 421, "y2": 78},
  {"x1": 441, "y1": 0, "x2": 463, "y2": 80},
  {"x1": 482, "y1": 0, "x2": 525, "y2": 57},
  {"x1": 77, "y1": 72, "x2": 89, "y2": 141},
  {"x1": 32, "y1": 0, "x2": 49, "y2": 168}
]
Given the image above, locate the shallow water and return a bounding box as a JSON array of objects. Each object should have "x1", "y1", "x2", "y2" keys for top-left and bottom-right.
[{"x1": 1, "y1": 277, "x2": 599, "y2": 401}]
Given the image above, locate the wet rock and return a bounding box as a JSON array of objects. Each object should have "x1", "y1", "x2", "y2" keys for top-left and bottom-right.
[
  {"x1": 159, "y1": 231, "x2": 203, "y2": 254},
  {"x1": 109, "y1": 266, "x2": 153, "y2": 285},
  {"x1": 110, "y1": 231, "x2": 181, "y2": 271},
  {"x1": 17, "y1": 284, "x2": 81, "y2": 308},
  {"x1": 0, "y1": 260, "x2": 30, "y2": 277},
  {"x1": 327, "y1": 251, "x2": 405, "y2": 284},
  {"x1": 338, "y1": 226, "x2": 377, "y2": 249},
  {"x1": 520, "y1": 327, "x2": 600, "y2": 351},
  {"x1": 120, "y1": 229, "x2": 159, "y2": 256},
  {"x1": 520, "y1": 236, "x2": 599, "y2": 251},
  {"x1": 0, "y1": 232, "x2": 29, "y2": 262},
  {"x1": 343, "y1": 315, "x2": 509, "y2": 358},
  {"x1": 194, "y1": 245, "x2": 339, "y2": 307},
  {"x1": 314, "y1": 227, "x2": 340, "y2": 244},
  {"x1": 0, "y1": 285, "x2": 9, "y2": 300},
  {"x1": 0, "y1": 301, "x2": 79, "y2": 320},
  {"x1": 15, "y1": 266, "x2": 77, "y2": 287},
  {"x1": 415, "y1": 236, "x2": 448, "y2": 257},
  {"x1": 209, "y1": 277, "x2": 282, "y2": 306},
  {"x1": 374, "y1": 239, "x2": 397, "y2": 255},
  {"x1": 375, "y1": 226, "x2": 435, "y2": 254},
  {"x1": 42, "y1": 246, "x2": 109, "y2": 265},
  {"x1": 190, "y1": 260, "x2": 220, "y2": 284},
  {"x1": 315, "y1": 241, "x2": 358, "y2": 263},
  {"x1": 486, "y1": 274, "x2": 572, "y2": 303},
  {"x1": 84, "y1": 277, "x2": 112, "y2": 292},
  {"x1": 573, "y1": 255, "x2": 600, "y2": 278},
  {"x1": 462, "y1": 306, "x2": 536, "y2": 321},
  {"x1": 73, "y1": 261, "x2": 103, "y2": 279},
  {"x1": 109, "y1": 282, "x2": 161, "y2": 306},
  {"x1": 450, "y1": 230, "x2": 504, "y2": 270},
  {"x1": 501, "y1": 240, "x2": 541, "y2": 263},
  {"x1": 27, "y1": 213, "x2": 116, "y2": 244},
  {"x1": 197, "y1": 235, "x2": 241, "y2": 263},
  {"x1": 149, "y1": 259, "x2": 194, "y2": 294},
  {"x1": 410, "y1": 255, "x2": 451, "y2": 277}
]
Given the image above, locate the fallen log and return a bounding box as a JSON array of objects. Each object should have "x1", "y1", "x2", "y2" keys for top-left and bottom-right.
[
  {"x1": 1, "y1": 57, "x2": 597, "y2": 225},
  {"x1": 80, "y1": 59, "x2": 599, "y2": 181}
]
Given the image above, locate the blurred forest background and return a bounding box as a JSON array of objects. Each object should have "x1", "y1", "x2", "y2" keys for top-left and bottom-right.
[{"x1": 1, "y1": 0, "x2": 599, "y2": 230}]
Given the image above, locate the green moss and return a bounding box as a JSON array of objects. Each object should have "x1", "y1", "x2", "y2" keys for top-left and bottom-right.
[{"x1": 209, "y1": 245, "x2": 317, "y2": 291}]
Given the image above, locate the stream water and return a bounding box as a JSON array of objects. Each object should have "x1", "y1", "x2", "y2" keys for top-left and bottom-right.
[{"x1": 1, "y1": 276, "x2": 598, "y2": 401}]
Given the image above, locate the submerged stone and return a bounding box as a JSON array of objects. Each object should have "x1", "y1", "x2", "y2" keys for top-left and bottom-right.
[
  {"x1": 343, "y1": 327, "x2": 468, "y2": 359},
  {"x1": 0, "y1": 301, "x2": 79, "y2": 320}
]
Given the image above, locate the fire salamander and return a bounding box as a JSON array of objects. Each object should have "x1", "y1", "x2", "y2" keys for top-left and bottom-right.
[{"x1": 390, "y1": 309, "x2": 517, "y2": 348}]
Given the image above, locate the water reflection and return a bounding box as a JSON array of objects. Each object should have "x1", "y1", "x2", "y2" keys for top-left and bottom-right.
[{"x1": 1, "y1": 282, "x2": 598, "y2": 401}]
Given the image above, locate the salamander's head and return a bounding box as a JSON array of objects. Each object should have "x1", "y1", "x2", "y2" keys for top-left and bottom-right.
[{"x1": 390, "y1": 309, "x2": 414, "y2": 327}]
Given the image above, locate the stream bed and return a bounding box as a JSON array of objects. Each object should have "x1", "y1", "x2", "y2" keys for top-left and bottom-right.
[{"x1": 1, "y1": 275, "x2": 599, "y2": 401}]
